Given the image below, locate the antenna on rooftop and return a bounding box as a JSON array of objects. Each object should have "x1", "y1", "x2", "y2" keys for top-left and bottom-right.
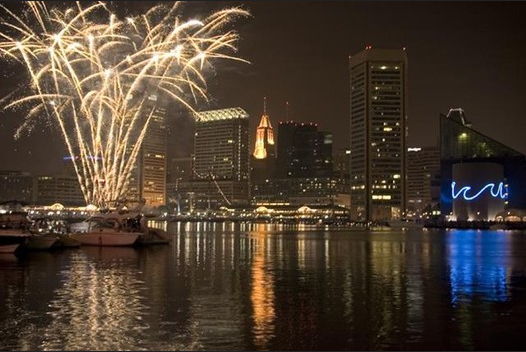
[{"x1": 263, "y1": 97, "x2": 267, "y2": 114}]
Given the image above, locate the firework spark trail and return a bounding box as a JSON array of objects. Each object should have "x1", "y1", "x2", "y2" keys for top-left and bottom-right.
[{"x1": 0, "y1": 1, "x2": 249, "y2": 208}]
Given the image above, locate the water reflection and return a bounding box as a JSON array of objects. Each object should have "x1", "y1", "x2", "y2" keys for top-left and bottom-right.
[
  {"x1": 447, "y1": 230, "x2": 511, "y2": 304},
  {"x1": 250, "y1": 232, "x2": 275, "y2": 349},
  {"x1": 41, "y1": 248, "x2": 149, "y2": 350},
  {"x1": 0, "y1": 225, "x2": 525, "y2": 350}
]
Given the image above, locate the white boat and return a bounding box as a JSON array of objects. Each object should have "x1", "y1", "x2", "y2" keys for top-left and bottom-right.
[
  {"x1": 71, "y1": 230, "x2": 141, "y2": 247},
  {"x1": 70, "y1": 219, "x2": 142, "y2": 247},
  {"x1": 70, "y1": 200, "x2": 169, "y2": 246}
]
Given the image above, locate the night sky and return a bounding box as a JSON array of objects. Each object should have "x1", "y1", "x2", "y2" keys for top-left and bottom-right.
[{"x1": 0, "y1": 1, "x2": 525, "y2": 174}]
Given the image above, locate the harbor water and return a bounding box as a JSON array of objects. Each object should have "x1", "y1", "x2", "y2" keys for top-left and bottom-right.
[{"x1": 1, "y1": 223, "x2": 526, "y2": 350}]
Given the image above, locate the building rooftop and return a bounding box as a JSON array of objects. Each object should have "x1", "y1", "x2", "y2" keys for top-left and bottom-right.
[{"x1": 194, "y1": 107, "x2": 249, "y2": 122}]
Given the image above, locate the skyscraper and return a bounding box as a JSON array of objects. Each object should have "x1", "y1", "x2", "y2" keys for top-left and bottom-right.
[
  {"x1": 276, "y1": 122, "x2": 333, "y2": 178},
  {"x1": 140, "y1": 95, "x2": 167, "y2": 208},
  {"x1": 406, "y1": 146, "x2": 440, "y2": 215},
  {"x1": 192, "y1": 107, "x2": 250, "y2": 209},
  {"x1": 252, "y1": 121, "x2": 335, "y2": 206},
  {"x1": 127, "y1": 94, "x2": 167, "y2": 209},
  {"x1": 349, "y1": 47, "x2": 408, "y2": 221}
]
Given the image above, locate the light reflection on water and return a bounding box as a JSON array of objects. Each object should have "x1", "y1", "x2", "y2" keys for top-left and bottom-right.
[
  {"x1": 41, "y1": 248, "x2": 149, "y2": 350},
  {"x1": 1, "y1": 225, "x2": 526, "y2": 350}
]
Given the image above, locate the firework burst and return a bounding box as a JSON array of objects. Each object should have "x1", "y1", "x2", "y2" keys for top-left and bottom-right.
[{"x1": 0, "y1": 1, "x2": 249, "y2": 208}]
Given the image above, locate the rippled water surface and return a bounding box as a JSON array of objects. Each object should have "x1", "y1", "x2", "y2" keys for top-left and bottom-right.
[{"x1": 2, "y1": 223, "x2": 526, "y2": 350}]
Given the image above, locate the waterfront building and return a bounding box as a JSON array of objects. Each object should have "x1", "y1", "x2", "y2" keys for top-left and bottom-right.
[
  {"x1": 127, "y1": 95, "x2": 168, "y2": 209},
  {"x1": 252, "y1": 177, "x2": 338, "y2": 206},
  {"x1": 191, "y1": 107, "x2": 250, "y2": 209},
  {"x1": 252, "y1": 120, "x2": 334, "y2": 206},
  {"x1": 406, "y1": 146, "x2": 440, "y2": 216},
  {"x1": 35, "y1": 173, "x2": 85, "y2": 207},
  {"x1": 0, "y1": 171, "x2": 33, "y2": 204},
  {"x1": 440, "y1": 108, "x2": 526, "y2": 221},
  {"x1": 333, "y1": 148, "x2": 351, "y2": 207},
  {"x1": 349, "y1": 47, "x2": 408, "y2": 221}
]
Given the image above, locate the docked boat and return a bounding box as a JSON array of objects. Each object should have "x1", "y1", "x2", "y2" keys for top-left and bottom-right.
[
  {"x1": 53, "y1": 233, "x2": 81, "y2": 248},
  {"x1": 70, "y1": 200, "x2": 169, "y2": 246},
  {"x1": 25, "y1": 233, "x2": 58, "y2": 250},
  {"x1": 136, "y1": 228, "x2": 171, "y2": 245},
  {"x1": 30, "y1": 218, "x2": 80, "y2": 248},
  {"x1": 0, "y1": 243, "x2": 20, "y2": 254},
  {"x1": 70, "y1": 218, "x2": 142, "y2": 247},
  {"x1": 0, "y1": 213, "x2": 32, "y2": 253}
]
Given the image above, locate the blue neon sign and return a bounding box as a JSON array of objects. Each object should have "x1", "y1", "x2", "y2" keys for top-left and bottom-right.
[{"x1": 451, "y1": 181, "x2": 507, "y2": 201}]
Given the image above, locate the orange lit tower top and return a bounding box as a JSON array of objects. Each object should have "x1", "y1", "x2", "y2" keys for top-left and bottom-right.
[{"x1": 253, "y1": 97, "x2": 275, "y2": 159}]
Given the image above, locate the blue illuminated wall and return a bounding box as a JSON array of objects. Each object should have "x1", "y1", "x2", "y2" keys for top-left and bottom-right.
[
  {"x1": 439, "y1": 111, "x2": 526, "y2": 220},
  {"x1": 450, "y1": 162, "x2": 505, "y2": 221}
]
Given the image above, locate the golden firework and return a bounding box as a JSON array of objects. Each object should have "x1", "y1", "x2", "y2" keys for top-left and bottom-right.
[{"x1": 0, "y1": 1, "x2": 249, "y2": 208}]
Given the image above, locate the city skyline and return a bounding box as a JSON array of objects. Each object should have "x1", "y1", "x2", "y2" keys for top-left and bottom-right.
[{"x1": 0, "y1": 1, "x2": 525, "y2": 175}]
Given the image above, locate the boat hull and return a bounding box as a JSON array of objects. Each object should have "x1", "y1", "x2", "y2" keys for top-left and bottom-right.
[
  {"x1": 0, "y1": 244, "x2": 20, "y2": 253},
  {"x1": 71, "y1": 231, "x2": 140, "y2": 247},
  {"x1": 26, "y1": 234, "x2": 58, "y2": 250},
  {"x1": 136, "y1": 229, "x2": 171, "y2": 245},
  {"x1": 53, "y1": 234, "x2": 81, "y2": 248}
]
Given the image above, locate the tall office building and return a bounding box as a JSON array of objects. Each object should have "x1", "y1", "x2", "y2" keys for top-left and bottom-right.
[
  {"x1": 140, "y1": 95, "x2": 167, "y2": 208},
  {"x1": 406, "y1": 146, "x2": 440, "y2": 215},
  {"x1": 192, "y1": 107, "x2": 250, "y2": 209},
  {"x1": 252, "y1": 121, "x2": 335, "y2": 206},
  {"x1": 127, "y1": 95, "x2": 167, "y2": 209},
  {"x1": 349, "y1": 47, "x2": 408, "y2": 221},
  {"x1": 276, "y1": 121, "x2": 333, "y2": 178}
]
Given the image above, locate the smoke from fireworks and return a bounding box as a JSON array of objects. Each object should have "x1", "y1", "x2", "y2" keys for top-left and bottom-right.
[{"x1": 0, "y1": 1, "x2": 249, "y2": 207}]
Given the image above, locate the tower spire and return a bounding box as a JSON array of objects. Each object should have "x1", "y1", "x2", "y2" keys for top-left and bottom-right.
[
  {"x1": 253, "y1": 97, "x2": 275, "y2": 159},
  {"x1": 286, "y1": 101, "x2": 289, "y2": 120}
]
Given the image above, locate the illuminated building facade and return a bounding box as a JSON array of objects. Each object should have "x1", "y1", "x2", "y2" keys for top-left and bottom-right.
[
  {"x1": 192, "y1": 107, "x2": 250, "y2": 209},
  {"x1": 35, "y1": 174, "x2": 85, "y2": 206},
  {"x1": 127, "y1": 95, "x2": 167, "y2": 208},
  {"x1": 140, "y1": 96, "x2": 167, "y2": 208},
  {"x1": 251, "y1": 121, "x2": 335, "y2": 206},
  {"x1": 252, "y1": 177, "x2": 338, "y2": 206},
  {"x1": 252, "y1": 105, "x2": 276, "y2": 182},
  {"x1": 333, "y1": 148, "x2": 351, "y2": 207},
  {"x1": 440, "y1": 108, "x2": 526, "y2": 221},
  {"x1": 349, "y1": 47, "x2": 408, "y2": 221},
  {"x1": 406, "y1": 146, "x2": 440, "y2": 215}
]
